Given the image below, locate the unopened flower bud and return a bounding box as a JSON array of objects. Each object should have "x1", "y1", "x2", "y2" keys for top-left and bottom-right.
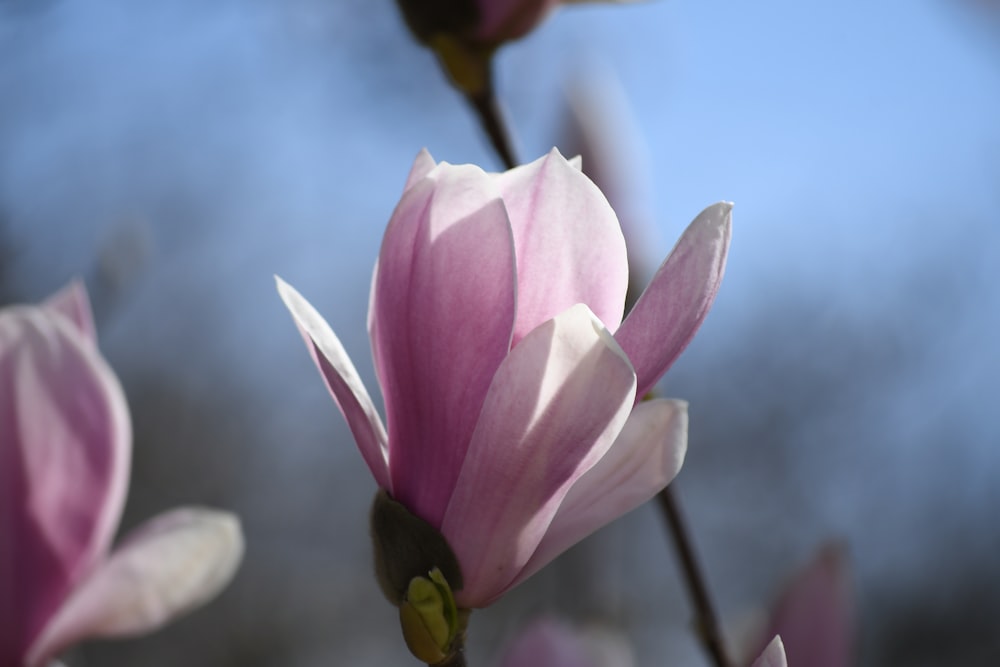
[{"x1": 399, "y1": 569, "x2": 462, "y2": 664}]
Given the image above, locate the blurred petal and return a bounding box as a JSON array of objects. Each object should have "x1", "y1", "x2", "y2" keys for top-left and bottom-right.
[
  {"x1": 499, "y1": 618, "x2": 593, "y2": 667},
  {"x1": 442, "y1": 304, "x2": 636, "y2": 607},
  {"x1": 26, "y1": 508, "x2": 244, "y2": 667},
  {"x1": 494, "y1": 148, "x2": 628, "y2": 346},
  {"x1": 615, "y1": 202, "x2": 732, "y2": 400},
  {"x1": 0, "y1": 307, "x2": 130, "y2": 664},
  {"x1": 404, "y1": 149, "x2": 438, "y2": 192},
  {"x1": 276, "y1": 277, "x2": 391, "y2": 491},
  {"x1": 760, "y1": 544, "x2": 853, "y2": 667},
  {"x1": 511, "y1": 399, "x2": 687, "y2": 588},
  {"x1": 42, "y1": 281, "x2": 96, "y2": 345},
  {"x1": 751, "y1": 636, "x2": 787, "y2": 667},
  {"x1": 372, "y1": 165, "x2": 516, "y2": 527}
]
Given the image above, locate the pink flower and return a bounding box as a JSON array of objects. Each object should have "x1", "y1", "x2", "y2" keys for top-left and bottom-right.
[
  {"x1": 750, "y1": 544, "x2": 853, "y2": 667},
  {"x1": 497, "y1": 618, "x2": 633, "y2": 667},
  {"x1": 278, "y1": 148, "x2": 730, "y2": 608},
  {"x1": 0, "y1": 282, "x2": 244, "y2": 667}
]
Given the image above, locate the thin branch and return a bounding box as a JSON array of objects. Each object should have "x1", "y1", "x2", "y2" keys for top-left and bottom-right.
[
  {"x1": 657, "y1": 484, "x2": 732, "y2": 667},
  {"x1": 466, "y1": 69, "x2": 518, "y2": 170}
]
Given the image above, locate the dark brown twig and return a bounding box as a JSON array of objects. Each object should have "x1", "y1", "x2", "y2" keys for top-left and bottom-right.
[
  {"x1": 466, "y1": 71, "x2": 518, "y2": 170},
  {"x1": 657, "y1": 485, "x2": 732, "y2": 667}
]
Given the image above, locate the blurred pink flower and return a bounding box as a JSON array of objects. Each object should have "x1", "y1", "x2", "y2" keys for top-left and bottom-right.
[
  {"x1": 0, "y1": 282, "x2": 244, "y2": 667},
  {"x1": 497, "y1": 618, "x2": 632, "y2": 667},
  {"x1": 750, "y1": 544, "x2": 854, "y2": 667},
  {"x1": 498, "y1": 618, "x2": 786, "y2": 667},
  {"x1": 278, "y1": 148, "x2": 730, "y2": 608},
  {"x1": 472, "y1": 0, "x2": 635, "y2": 46}
]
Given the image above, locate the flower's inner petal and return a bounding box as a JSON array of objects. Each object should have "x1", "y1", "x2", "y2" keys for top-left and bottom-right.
[
  {"x1": 25, "y1": 508, "x2": 243, "y2": 667},
  {"x1": 494, "y1": 148, "x2": 628, "y2": 346},
  {"x1": 441, "y1": 304, "x2": 636, "y2": 607},
  {"x1": 615, "y1": 202, "x2": 732, "y2": 400},
  {"x1": 277, "y1": 277, "x2": 391, "y2": 490},
  {"x1": 373, "y1": 165, "x2": 517, "y2": 528},
  {"x1": 509, "y1": 398, "x2": 687, "y2": 593},
  {"x1": 0, "y1": 308, "x2": 130, "y2": 665}
]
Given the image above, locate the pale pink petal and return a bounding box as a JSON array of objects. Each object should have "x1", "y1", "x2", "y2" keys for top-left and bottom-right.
[
  {"x1": 276, "y1": 277, "x2": 391, "y2": 491},
  {"x1": 42, "y1": 281, "x2": 96, "y2": 345},
  {"x1": 0, "y1": 306, "x2": 130, "y2": 665},
  {"x1": 372, "y1": 165, "x2": 517, "y2": 527},
  {"x1": 614, "y1": 202, "x2": 732, "y2": 400},
  {"x1": 751, "y1": 636, "x2": 787, "y2": 667},
  {"x1": 759, "y1": 544, "x2": 853, "y2": 667},
  {"x1": 26, "y1": 508, "x2": 243, "y2": 667},
  {"x1": 403, "y1": 149, "x2": 438, "y2": 192},
  {"x1": 494, "y1": 148, "x2": 628, "y2": 346},
  {"x1": 441, "y1": 304, "x2": 636, "y2": 607},
  {"x1": 499, "y1": 618, "x2": 593, "y2": 667},
  {"x1": 510, "y1": 399, "x2": 687, "y2": 589}
]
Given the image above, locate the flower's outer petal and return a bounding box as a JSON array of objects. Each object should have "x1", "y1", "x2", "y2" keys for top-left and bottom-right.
[
  {"x1": 567, "y1": 155, "x2": 583, "y2": 170},
  {"x1": 404, "y1": 149, "x2": 438, "y2": 192},
  {"x1": 25, "y1": 508, "x2": 244, "y2": 667},
  {"x1": 276, "y1": 277, "x2": 391, "y2": 491},
  {"x1": 0, "y1": 306, "x2": 130, "y2": 666},
  {"x1": 495, "y1": 148, "x2": 628, "y2": 346},
  {"x1": 42, "y1": 280, "x2": 96, "y2": 345},
  {"x1": 510, "y1": 399, "x2": 687, "y2": 589},
  {"x1": 615, "y1": 202, "x2": 732, "y2": 400},
  {"x1": 758, "y1": 544, "x2": 853, "y2": 667},
  {"x1": 372, "y1": 164, "x2": 516, "y2": 527},
  {"x1": 442, "y1": 304, "x2": 636, "y2": 607},
  {"x1": 751, "y1": 636, "x2": 787, "y2": 667}
]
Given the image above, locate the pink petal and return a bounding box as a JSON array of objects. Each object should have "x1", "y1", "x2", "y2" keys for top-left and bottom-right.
[
  {"x1": 371, "y1": 164, "x2": 517, "y2": 527},
  {"x1": 403, "y1": 149, "x2": 438, "y2": 192},
  {"x1": 0, "y1": 306, "x2": 130, "y2": 665},
  {"x1": 760, "y1": 544, "x2": 853, "y2": 667},
  {"x1": 25, "y1": 508, "x2": 243, "y2": 667},
  {"x1": 441, "y1": 304, "x2": 636, "y2": 607},
  {"x1": 42, "y1": 281, "x2": 96, "y2": 345},
  {"x1": 751, "y1": 636, "x2": 787, "y2": 667},
  {"x1": 276, "y1": 277, "x2": 391, "y2": 491},
  {"x1": 494, "y1": 148, "x2": 628, "y2": 346},
  {"x1": 614, "y1": 202, "x2": 732, "y2": 400},
  {"x1": 510, "y1": 398, "x2": 687, "y2": 589}
]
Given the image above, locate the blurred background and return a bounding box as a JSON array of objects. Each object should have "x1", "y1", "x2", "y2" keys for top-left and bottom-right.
[{"x1": 2, "y1": 0, "x2": 999, "y2": 665}]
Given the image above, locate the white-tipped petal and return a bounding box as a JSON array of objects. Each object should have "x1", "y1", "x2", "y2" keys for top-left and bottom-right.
[
  {"x1": 26, "y1": 508, "x2": 243, "y2": 666},
  {"x1": 752, "y1": 636, "x2": 788, "y2": 667},
  {"x1": 276, "y1": 276, "x2": 391, "y2": 490}
]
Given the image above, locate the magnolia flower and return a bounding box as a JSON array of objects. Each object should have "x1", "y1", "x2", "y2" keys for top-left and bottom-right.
[
  {"x1": 497, "y1": 618, "x2": 786, "y2": 667},
  {"x1": 0, "y1": 282, "x2": 244, "y2": 667},
  {"x1": 278, "y1": 148, "x2": 730, "y2": 609},
  {"x1": 749, "y1": 544, "x2": 853, "y2": 667},
  {"x1": 497, "y1": 618, "x2": 633, "y2": 667},
  {"x1": 395, "y1": 0, "x2": 636, "y2": 95}
]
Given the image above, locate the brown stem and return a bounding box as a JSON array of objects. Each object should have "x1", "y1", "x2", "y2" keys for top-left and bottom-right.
[
  {"x1": 466, "y1": 69, "x2": 518, "y2": 170},
  {"x1": 432, "y1": 648, "x2": 467, "y2": 667},
  {"x1": 657, "y1": 485, "x2": 732, "y2": 667}
]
